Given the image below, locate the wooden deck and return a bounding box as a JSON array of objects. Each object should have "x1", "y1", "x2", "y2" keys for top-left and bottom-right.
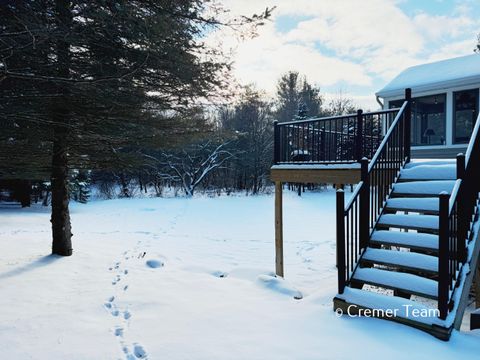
[{"x1": 270, "y1": 164, "x2": 361, "y2": 184}]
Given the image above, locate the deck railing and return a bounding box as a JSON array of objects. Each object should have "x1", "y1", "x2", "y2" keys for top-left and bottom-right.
[
  {"x1": 336, "y1": 89, "x2": 411, "y2": 293},
  {"x1": 273, "y1": 108, "x2": 402, "y2": 165},
  {"x1": 438, "y1": 111, "x2": 480, "y2": 319}
]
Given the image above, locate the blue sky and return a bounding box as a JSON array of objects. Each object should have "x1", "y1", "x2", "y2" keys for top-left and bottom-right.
[{"x1": 220, "y1": 0, "x2": 480, "y2": 109}]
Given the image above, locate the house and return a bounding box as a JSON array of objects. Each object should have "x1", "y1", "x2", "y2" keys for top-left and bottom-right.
[
  {"x1": 270, "y1": 56, "x2": 480, "y2": 339},
  {"x1": 376, "y1": 54, "x2": 480, "y2": 158}
]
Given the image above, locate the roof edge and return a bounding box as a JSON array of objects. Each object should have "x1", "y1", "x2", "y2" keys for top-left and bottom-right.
[{"x1": 376, "y1": 74, "x2": 480, "y2": 99}]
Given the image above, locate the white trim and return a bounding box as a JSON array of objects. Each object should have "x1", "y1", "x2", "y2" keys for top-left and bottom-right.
[{"x1": 445, "y1": 91, "x2": 453, "y2": 146}]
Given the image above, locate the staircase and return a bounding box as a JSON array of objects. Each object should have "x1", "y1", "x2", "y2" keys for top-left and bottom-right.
[{"x1": 333, "y1": 89, "x2": 480, "y2": 340}]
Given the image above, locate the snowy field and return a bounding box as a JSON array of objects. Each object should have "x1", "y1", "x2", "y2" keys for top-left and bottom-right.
[{"x1": 1, "y1": 190, "x2": 480, "y2": 360}]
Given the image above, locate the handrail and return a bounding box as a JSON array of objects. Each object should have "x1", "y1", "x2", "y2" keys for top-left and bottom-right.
[
  {"x1": 438, "y1": 111, "x2": 480, "y2": 320},
  {"x1": 465, "y1": 112, "x2": 480, "y2": 164},
  {"x1": 368, "y1": 101, "x2": 408, "y2": 173},
  {"x1": 277, "y1": 107, "x2": 401, "y2": 126},
  {"x1": 336, "y1": 88, "x2": 411, "y2": 294},
  {"x1": 448, "y1": 179, "x2": 462, "y2": 214},
  {"x1": 345, "y1": 181, "x2": 363, "y2": 211}
]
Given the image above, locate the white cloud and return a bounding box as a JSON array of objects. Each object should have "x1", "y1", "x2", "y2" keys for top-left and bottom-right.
[
  {"x1": 231, "y1": 23, "x2": 372, "y2": 93},
  {"x1": 212, "y1": 0, "x2": 480, "y2": 109}
]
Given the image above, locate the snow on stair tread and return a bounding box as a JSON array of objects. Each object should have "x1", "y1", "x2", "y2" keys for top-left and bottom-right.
[
  {"x1": 393, "y1": 180, "x2": 455, "y2": 195},
  {"x1": 378, "y1": 214, "x2": 438, "y2": 230},
  {"x1": 404, "y1": 159, "x2": 456, "y2": 169},
  {"x1": 386, "y1": 197, "x2": 439, "y2": 212},
  {"x1": 370, "y1": 230, "x2": 438, "y2": 250},
  {"x1": 362, "y1": 248, "x2": 438, "y2": 273},
  {"x1": 336, "y1": 287, "x2": 444, "y2": 326},
  {"x1": 399, "y1": 164, "x2": 456, "y2": 180},
  {"x1": 352, "y1": 268, "x2": 438, "y2": 298}
]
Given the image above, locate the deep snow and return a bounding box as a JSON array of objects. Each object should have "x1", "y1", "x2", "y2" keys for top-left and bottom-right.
[{"x1": 1, "y1": 190, "x2": 480, "y2": 359}]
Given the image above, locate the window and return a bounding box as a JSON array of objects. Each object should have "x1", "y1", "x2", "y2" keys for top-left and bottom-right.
[
  {"x1": 390, "y1": 93, "x2": 446, "y2": 146},
  {"x1": 454, "y1": 89, "x2": 478, "y2": 144}
]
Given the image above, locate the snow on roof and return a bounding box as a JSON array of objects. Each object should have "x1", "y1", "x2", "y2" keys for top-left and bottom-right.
[{"x1": 376, "y1": 54, "x2": 480, "y2": 98}]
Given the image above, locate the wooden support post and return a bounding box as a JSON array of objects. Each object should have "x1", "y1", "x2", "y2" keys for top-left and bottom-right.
[{"x1": 275, "y1": 181, "x2": 284, "y2": 278}]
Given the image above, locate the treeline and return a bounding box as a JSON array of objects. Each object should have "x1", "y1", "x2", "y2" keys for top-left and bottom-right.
[{"x1": 1, "y1": 70, "x2": 357, "y2": 204}]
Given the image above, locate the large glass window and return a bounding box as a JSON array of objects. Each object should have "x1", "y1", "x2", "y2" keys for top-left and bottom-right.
[
  {"x1": 454, "y1": 89, "x2": 478, "y2": 144},
  {"x1": 390, "y1": 93, "x2": 446, "y2": 146}
]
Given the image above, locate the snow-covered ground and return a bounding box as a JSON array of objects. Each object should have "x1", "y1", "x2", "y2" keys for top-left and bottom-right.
[{"x1": 1, "y1": 190, "x2": 480, "y2": 359}]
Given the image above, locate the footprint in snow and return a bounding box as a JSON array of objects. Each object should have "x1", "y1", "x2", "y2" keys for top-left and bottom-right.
[
  {"x1": 146, "y1": 259, "x2": 163, "y2": 269},
  {"x1": 211, "y1": 270, "x2": 227, "y2": 278},
  {"x1": 133, "y1": 344, "x2": 147, "y2": 359},
  {"x1": 114, "y1": 327, "x2": 124, "y2": 337},
  {"x1": 123, "y1": 310, "x2": 131, "y2": 320}
]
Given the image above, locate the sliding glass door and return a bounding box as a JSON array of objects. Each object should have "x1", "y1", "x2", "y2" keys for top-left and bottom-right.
[
  {"x1": 390, "y1": 94, "x2": 446, "y2": 146},
  {"x1": 454, "y1": 89, "x2": 479, "y2": 144}
]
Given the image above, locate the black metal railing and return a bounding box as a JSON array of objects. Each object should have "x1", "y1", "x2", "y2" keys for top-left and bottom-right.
[
  {"x1": 273, "y1": 108, "x2": 401, "y2": 165},
  {"x1": 438, "y1": 111, "x2": 480, "y2": 319},
  {"x1": 336, "y1": 89, "x2": 411, "y2": 294}
]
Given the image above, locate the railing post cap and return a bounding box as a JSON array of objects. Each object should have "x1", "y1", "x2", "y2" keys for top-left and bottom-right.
[
  {"x1": 439, "y1": 191, "x2": 449, "y2": 196},
  {"x1": 456, "y1": 152, "x2": 465, "y2": 157},
  {"x1": 273, "y1": 120, "x2": 278, "y2": 124},
  {"x1": 357, "y1": 109, "x2": 363, "y2": 114},
  {"x1": 337, "y1": 189, "x2": 344, "y2": 193},
  {"x1": 361, "y1": 157, "x2": 369, "y2": 161}
]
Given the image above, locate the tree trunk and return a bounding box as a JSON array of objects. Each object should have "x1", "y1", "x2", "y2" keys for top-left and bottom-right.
[
  {"x1": 51, "y1": 126, "x2": 72, "y2": 256},
  {"x1": 51, "y1": 0, "x2": 72, "y2": 256}
]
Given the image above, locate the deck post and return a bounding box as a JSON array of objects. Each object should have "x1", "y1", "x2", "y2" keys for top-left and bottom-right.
[
  {"x1": 273, "y1": 120, "x2": 280, "y2": 164},
  {"x1": 356, "y1": 109, "x2": 364, "y2": 162},
  {"x1": 275, "y1": 181, "x2": 284, "y2": 277},
  {"x1": 359, "y1": 158, "x2": 370, "y2": 249},
  {"x1": 336, "y1": 189, "x2": 346, "y2": 294},
  {"x1": 456, "y1": 153, "x2": 467, "y2": 263},
  {"x1": 404, "y1": 88, "x2": 412, "y2": 163},
  {"x1": 438, "y1": 192, "x2": 450, "y2": 320}
]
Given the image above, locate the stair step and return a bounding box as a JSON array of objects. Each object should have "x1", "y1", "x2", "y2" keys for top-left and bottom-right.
[
  {"x1": 399, "y1": 164, "x2": 456, "y2": 182},
  {"x1": 352, "y1": 267, "x2": 438, "y2": 299},
  {"x1": 370, "y1": 230, "x2": 438, "y2": 252},
  {"x1": 385, "y1": 197, "x2": 439, "y2": 214},
  {"x1": 392, "y1": 180, "x2": 455, "y2": 197},
  {"x1": 378, "y1": 214, "x2": 438, "y2": 232},
  {"x1": 361, "y1": 248, "x2": 438, "y2": 274},
  {"x1": 404, "y1": 159, "x2": 456, "y2": 169}
]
